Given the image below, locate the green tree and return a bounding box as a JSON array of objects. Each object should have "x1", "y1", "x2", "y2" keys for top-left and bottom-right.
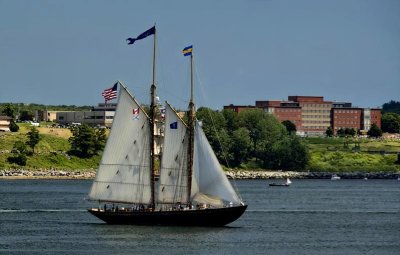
[
  {"x1": 381, "y1": 112, "x2": 400, "y2": 133},
  {"x1": 9, "y1": 120, "x2": 19, "y2": 132},
  {"x1": 337, "y1": 128, "x2": 345, "y2": 137},
  {"x1": 230, "y1": 127, "x2": 252, "y2": 167},
  {"x1": 282, "y1": 120, "x2": 296, "y2": 134},
  {"x1": 1, "y1": 103, "x2": 16, "y2": 119},
  {"x1": 69, "y1": 124, "x2": 106, "y2": 158},
  {"x1": 288, "y1": 135, "x2": 310, "y2": 170},
  {"x1": 382, "y1": 100, "x2": 400, "y2": 115},
  {"x1": 367, "y1": 123, "x2": 383, "y2": 138},
  {"x1": 26, "y1": 127, "x2": 41, "y2": 154},
  {"x1": 325, "y1": 127, "x2": 334, "y2": 137},
  {"x1": 196, "y1": 107, "x2": 309, "y2": 170},
  {"x1": 7, "y1": 141, "x2": 28, "y2": 166},
  {"x1": 259, "y1": 134, "x2": 309, "y2": 170},
  {"x1": 19, "y1": 110, "x2": 34, "y2": 121},
  {"x1": 12, "y1": 140, "x2": 29, "y2": 154},
  {"x1": 222, "y1": 109, "x2": 238, "y2": 134},
  {"x1": 196, "y1": 107, "x2": 226, "y2": 135},
  {"x1": 196, "y1": 107, "x2": 231, "y2": 163},
  {"x1": 237, "y1": 109, "x2": 281, "y2": 157},
  {"x1": 345, "y1": 128, "x2": 356, "y2": 137},
  {"x1": 94, "y1": 128, "x2": 107, "y2": 153}
]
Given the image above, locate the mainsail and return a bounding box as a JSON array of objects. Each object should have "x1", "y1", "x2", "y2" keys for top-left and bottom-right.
[
  {"x1": 157, "y1": 103, "x2": 190, "y2": 204},
  {"x1": 88, "y1": 84, "x2": 152, "y2": 204}
]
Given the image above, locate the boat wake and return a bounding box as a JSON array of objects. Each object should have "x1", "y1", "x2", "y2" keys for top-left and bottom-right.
[{"x1": 246, "y1": 209, "x2": 398, "y2": 214}]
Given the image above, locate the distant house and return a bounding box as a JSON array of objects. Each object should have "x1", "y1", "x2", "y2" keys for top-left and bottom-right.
[{"x1": 0, "y1": 116, "x2": 12, "y2": 132}]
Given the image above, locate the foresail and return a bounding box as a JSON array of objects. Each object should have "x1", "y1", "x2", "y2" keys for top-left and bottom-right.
[
  {"x1": 192, "y1": 121, "x2": 242, "y2": 206},
  {"x1": 88, "y1": 84, "x2": 152, "y2": 204},
  {"x1": 157, "y1": 103, "x2": 190, "y2": 204}
]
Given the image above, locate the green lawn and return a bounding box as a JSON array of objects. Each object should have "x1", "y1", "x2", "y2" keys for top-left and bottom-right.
[
  {"x1": 305, "y1": 137, "x2": 400, "y2": 172},
  {"x1": 0, "y1": 125, "x2": 100, "y2": 171}
]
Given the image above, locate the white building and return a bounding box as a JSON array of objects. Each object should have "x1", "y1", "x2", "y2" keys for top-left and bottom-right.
[
  {"x1": 0, "y1": 116, "x2": 12, "y2": 132},
  {"x1": 56, "y1": 103, "x2": 116, "y2": 127}
]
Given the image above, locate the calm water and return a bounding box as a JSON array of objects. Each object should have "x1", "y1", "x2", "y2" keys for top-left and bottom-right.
[{"x1": 0, "y1": 179, "x2": 399, "y2": 255}]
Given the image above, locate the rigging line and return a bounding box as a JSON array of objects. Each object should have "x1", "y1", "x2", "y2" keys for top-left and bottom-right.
[
  {"x1": 193, "y1": 58, "x2": 244, "y2": 202},
  {"x1": 156, "y1": 86, "x2": 190, "y2": 106},
  {"x1": 153, "y1": 37, "x2": 189, "y2": 109}
]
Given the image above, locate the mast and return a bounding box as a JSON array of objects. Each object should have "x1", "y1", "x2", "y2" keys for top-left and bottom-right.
[
  {"x1": 187, "y1": 48, "x2": 195, "y2": 206},
  {"x1": 149, "y1": 26, "x2": 156, "y2": 210}
]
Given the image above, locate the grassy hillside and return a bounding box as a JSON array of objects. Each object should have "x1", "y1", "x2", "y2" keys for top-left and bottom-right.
[
  {"x1": 305, "y1": 137, "x2": 400, "y2": 172},
  {"x1": 0, "y1": 124, "x2": 100, "y2": 171},
  {"x1": 1, "y1": 124, "x2": 399, "y2": 172}
]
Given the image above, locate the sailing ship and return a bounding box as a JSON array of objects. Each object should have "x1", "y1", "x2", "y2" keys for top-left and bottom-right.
[{"x1": 87, "y1": 26, "x2": 247, "y2": 226}]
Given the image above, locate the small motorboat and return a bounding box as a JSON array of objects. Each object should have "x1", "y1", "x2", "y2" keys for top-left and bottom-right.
[
  {"x1": 269, "y1": 178, "x2": 292, "y2": 187},
  {"x1": 331, "y1": 174, "x2": 341, "y2": 180}
]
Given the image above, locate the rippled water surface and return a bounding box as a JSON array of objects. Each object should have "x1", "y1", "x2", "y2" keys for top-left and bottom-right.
[{"x1": 0, "y1": 179, "x2": 399, "y2": 255}]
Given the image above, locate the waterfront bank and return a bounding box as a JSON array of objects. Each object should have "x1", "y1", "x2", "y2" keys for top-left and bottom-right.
[
  {"x1": 0, "y1": 169, "x2": 95, "y2": 179},
  {"x1": 1, "y1": 169, "x2": 399, "y2": 180},
  {"x1": 226, "y1": 170, "x2": 400, "y2": 179}
]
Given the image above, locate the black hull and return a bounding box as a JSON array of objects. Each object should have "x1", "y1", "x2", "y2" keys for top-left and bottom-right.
[
  {"x1": 269, "y1": 183, "x2": 290, "y2": 187},
  {"x1": 88, "y1": 205, "x2": 247, "y2": 226}
]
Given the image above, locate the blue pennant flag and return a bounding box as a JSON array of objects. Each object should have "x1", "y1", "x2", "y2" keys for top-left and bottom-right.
[
  {"x1": 182, "y1": 45, "x2": 193, "y2": 56},
  {"x1": 126, "y1": 26, "x2": 156, "y2": 45},
  {"x1": 170, "y1": 121, "x2": 178, "y2": 129}
]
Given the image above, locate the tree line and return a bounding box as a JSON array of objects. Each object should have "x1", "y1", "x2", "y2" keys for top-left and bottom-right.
[
  {"x1": 196, "y1": 108, "x2": 309, "y2": 170},
  {"x1": 3, "y1": 100, "x2": 400, "y2": 168}
]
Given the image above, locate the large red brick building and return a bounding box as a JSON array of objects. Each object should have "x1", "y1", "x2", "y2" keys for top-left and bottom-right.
[
  {"x1": 255, "y1": 100, "x2": 302, "y2": 130},
  {"x1": 225, "y1": 96, "x2": 381, "y2": 136}
]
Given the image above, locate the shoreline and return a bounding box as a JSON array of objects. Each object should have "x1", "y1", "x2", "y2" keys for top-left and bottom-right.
[
  {"x1": 0, "y1": 170, "x2": 95, "y2": 180},
  {"x1": 1, "y1": 169, "x2": 399, "y2": 180}
]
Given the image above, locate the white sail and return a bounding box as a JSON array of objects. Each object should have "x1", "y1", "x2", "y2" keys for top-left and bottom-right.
[
  {"x1": 88, "y1": 84, "x2": 152, "y2": 204},
  {"x1": 192, "y1": 121, "x2": 242, "y2": 206},
  {"x1": 157, "y1": 103, "x2": 190, "y2": 204}
]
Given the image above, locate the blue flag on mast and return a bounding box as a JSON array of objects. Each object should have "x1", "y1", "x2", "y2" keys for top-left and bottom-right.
[{"x1": 126, "y1": 26, "x2": 156, "y2": 45}]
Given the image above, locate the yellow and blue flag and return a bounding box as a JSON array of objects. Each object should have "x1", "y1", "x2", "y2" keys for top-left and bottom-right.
[{"x1": 182, "y1": 45, "x2": 193, "y2": 56}]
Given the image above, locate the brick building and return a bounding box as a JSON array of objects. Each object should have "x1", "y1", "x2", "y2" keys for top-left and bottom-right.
[
  {"x1": 255, "y1": 100, "x2": 302, "y2": 130},
  {"x1": 223, "y1": 104, "x2": 256, "y2": 113},
  {"x1": 288, "y1": 96, "x2": 332, "y2": 135},
  {"x1": 331, "y1": 107, "x2": 362, "y2": 132},
  {"x1": 225, "y1": 96, "x2": 381, "y2": 136}
]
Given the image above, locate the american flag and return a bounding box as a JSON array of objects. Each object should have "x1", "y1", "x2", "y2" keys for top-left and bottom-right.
[{"x1": 102, "y1": 82, "x2": 118, "y2": 102}]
